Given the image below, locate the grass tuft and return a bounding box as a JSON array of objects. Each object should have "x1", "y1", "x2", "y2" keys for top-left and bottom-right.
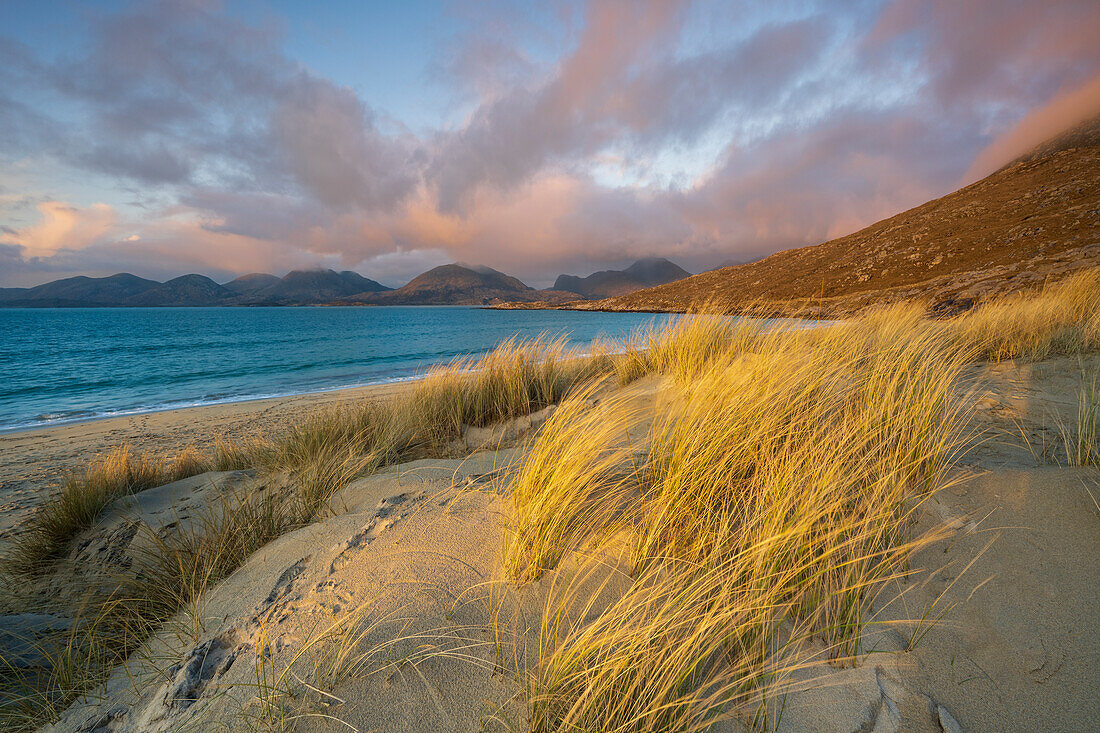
[
  {"x1": 951, "y1": 269, "x2": 1100, "y2": 361},
  {"x1": 7, "y1": 446, "x2": 174, "y2": 574}
]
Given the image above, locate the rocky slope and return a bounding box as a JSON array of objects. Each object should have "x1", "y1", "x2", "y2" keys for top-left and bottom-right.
[{"x1": 563, "y1": 117, "x2": 1100, "y2": 316}]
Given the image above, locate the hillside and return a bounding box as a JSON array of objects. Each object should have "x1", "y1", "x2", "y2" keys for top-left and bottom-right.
[
  {"x1": 553, "y1": 257, "x2": 690, "y2": 298},
  {"x1": 0, "y1": 273, "x2": 160, "y2": 307},
  {"x1": 565, "y1": 117, "x2": 1100, "y2": 316},
  {"x1": 126, "y1": 274, "x2": 235, "y2": 306},
  {"x1": 0, "y1": 269, "x2": 391, "y2": 307},
  {"x1": 244, "y1": 269, "x2": 389, "y2": 305},
  {"x1": 223, "y1": 273, "x2": 280, "y2": 295},
  {"x1": 347, "y1": 264, "x2": 574, "y2": 306}
]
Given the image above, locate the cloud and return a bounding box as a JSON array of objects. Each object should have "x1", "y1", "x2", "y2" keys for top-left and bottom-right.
[
  {"x1": 272, "y1": 74, "x2": 420, "y2": 211},
  {"x1": 428, "y1": 1, "x2": 834, "y2": 212},
  {"x1": 0, "y1": 201, "x2": 119, "y2": 258},
  {"x1": 4, "y1": 0, "x2": 419, "y2": 212},
  {"x1": 964, "y1": 73, "x2": 1100, "y2": 181},
  {"x1": 2, "y1": 0, "x2": 1100, "y2": 287},
  {"x1": 866, "y1": 0, "x2": 1100, "y2": 111}
]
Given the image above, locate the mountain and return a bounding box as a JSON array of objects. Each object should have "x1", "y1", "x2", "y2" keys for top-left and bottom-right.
[
  {"x1": 0, "y1": 273, "x2": 160, "y2": 307},
  {"x1": 348, "y1": 264, "x2": 545, "y2": 305},
  {"x1": 567, "y1": 116, "x2": 1100, "y2": 316},
  {"x1": 224, "y1": 273, "x2": 280, "y2": 295},
  {"x1": 0, "y1": 269, "x2": 390, "y2": 307},
  {"x1": 553, "y1": 258, "x2": 691, "y2": 299},
  {"x1": 126, "y1": 274, "x2": 235, "y2": 306},
  {"x1": 243, "y1": 269, "x2": 390, "y2": 305}
]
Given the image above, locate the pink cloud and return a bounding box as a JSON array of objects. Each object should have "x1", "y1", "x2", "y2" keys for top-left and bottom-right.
[
  {"x1": 964, "y1": 73, "x2": 1100, "y2": 181},
  {"x1": 0, "y1": 201, "x2": 119, "y2": 258}
]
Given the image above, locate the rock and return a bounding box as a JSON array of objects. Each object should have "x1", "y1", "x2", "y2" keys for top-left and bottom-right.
[{"x1": 937, "y1": 704, "x2": 963, "y2": 733}]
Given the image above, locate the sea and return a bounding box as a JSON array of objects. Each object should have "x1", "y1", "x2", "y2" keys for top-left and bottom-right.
[{"x1": 0, "y1": 306, "x2": 681, "y2": 432}]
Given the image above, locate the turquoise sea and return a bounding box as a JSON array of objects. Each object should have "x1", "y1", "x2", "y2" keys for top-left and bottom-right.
[{"x1": 0, "y1": 306, "x2": 680, "y2": 432}]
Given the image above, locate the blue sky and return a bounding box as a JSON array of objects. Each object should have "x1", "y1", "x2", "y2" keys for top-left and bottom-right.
[{"x1": 2, "y1": 0, "x2": 1099, "y2": 288}]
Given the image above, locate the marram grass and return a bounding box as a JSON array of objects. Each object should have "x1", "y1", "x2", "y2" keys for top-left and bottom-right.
[{"x1": 505, "y1": 307, "x2": 976, "y2": 732}]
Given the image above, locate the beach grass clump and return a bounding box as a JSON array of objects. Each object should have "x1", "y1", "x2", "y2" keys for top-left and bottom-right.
[
  {"x1": 119, "y1": 487, "x2": 303, "y2": 624},
  {"x1": 506, "y1": 308, "x2": 972, "y2": 731},
  {"x1": 951, "y1": 269, "x2": 1100, "y2": 361},
  {"x1": 614, "y1": 314, "x2": 768, "y2": 386},
  {"x1": 1058, "y1": 370, "x2": 1100, "y2": 467},
  {"x1": 166, "y1": 443, "x2": 213, "y2": 482},
  {"x1": 410, "y1": 336, "x2": 599, "y2": 445},
  {"x1": 7, "y1": 446, "x2": 171, "y2": 574},
  {"x1": 0, "y1": 596, "x2": 142, "y2": 733},
  {"x1": 213, "y1": 434, "x2": 268, "y2": 471},
  {"x1": 529, "y1": 551, "x2": 782, "y2": 733},
  {"x1": 646, "y1": 314, "x2": 766, "y2": 382},
  {"x1": 502, "y1": 387, "x2": 644, "y2": 582},
  {"x1": 6, "y1": 442, "x2": 220, "y2": 576},
  {"x1": 634, "y1": 316, "x2": 968, "y2": 639}
]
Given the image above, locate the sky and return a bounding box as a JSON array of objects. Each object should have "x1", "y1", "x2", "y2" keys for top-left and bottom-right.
[{"x1": 2, "y1": 0, "x2": 1100, "y2": 289}]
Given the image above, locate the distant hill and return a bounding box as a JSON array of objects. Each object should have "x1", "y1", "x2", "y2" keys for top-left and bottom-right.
[
  {"x1": 0, "y1": 273, "x2": 160, "y2": 307},
  {"x1": 127, "y1": 274, "x2": 235, "y2": 306},
  {"x1": 347, "y1": 264, "x2": 566, "y2": 306},
  {"x1": 565, "y1": 116, "x2": 1100, "y2": 316},
  {"x1": 553, "y1": 258, "x2": 690, "y2": 299},
  {"x1": 224, "y1": 273, "x2": 280, "y2": 295},
  {"x1": 244, "y1": 270, "x2": 389, "y2": 305},
  {"x1": 0, "y1": 269, "x2": 390, "y2": 307}
]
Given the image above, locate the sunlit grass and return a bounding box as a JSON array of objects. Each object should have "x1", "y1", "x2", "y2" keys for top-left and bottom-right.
[
  {"x1": 951, "y1": 269, "x2": 1100, "y2": 361},
  {"x1": 505, "y1": 306, "x2": 975, "y2": 731}
]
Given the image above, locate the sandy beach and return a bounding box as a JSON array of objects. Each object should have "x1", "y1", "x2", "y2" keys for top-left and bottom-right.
[{"x1": 0, "y1": 381, "x2": 417, "y2": 548}]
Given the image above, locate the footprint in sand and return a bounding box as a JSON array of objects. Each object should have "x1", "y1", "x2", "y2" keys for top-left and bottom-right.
[{"x1": 328, "y1": 492, "x2": 426, "y2": 573}]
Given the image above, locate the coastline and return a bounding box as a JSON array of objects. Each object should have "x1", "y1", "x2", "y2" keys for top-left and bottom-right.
[{"x1": 0, "y1": 380, "x2": 417, "y2": 546}]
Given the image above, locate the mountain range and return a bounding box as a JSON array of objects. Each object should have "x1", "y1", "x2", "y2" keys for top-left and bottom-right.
[
  {"x1": 0, "y1": 259, "x2": 689, "y2": 308},
  {"x1": 556, "y1": 115, "x2": 1100, "y2": 317}
]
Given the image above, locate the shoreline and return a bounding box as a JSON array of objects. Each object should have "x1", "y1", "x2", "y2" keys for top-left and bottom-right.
[
  {"x1": 0, "y1": 374, "x2": 429, "y2": 436},
  {"x1": 0, "y1": 379, "x2": 419, "y2": 545}
]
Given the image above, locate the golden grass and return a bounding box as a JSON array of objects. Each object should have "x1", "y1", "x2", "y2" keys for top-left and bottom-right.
[
  {"x1": 502, "y1": 386, "x2": 643, "y2": 582},
  {"x1": 615, "y1": 314, "x2": 767, "y2": 385},
  {"x1": 951, "y1": 269, "x2": 1100, "y2": 361},
  {"x1": 505, "y1": 306, "x2": 974, "y2": 732},
  {"x1": 5, "y1": 445, "x2": 203, "y2": 575},
  {"x1": 1058, "y1": 369, "x2": 1100, "y2": 467}
]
